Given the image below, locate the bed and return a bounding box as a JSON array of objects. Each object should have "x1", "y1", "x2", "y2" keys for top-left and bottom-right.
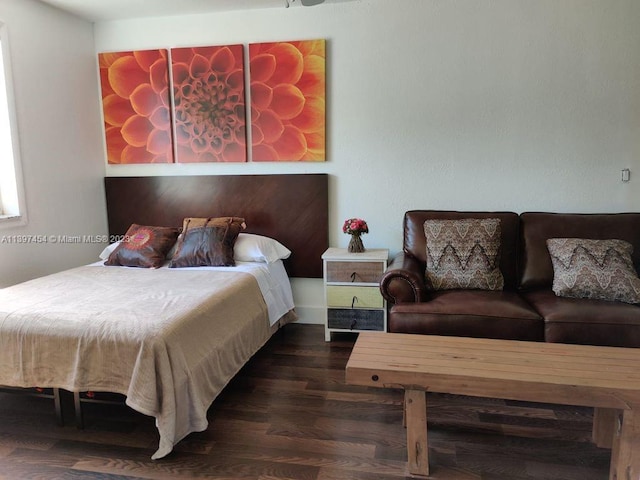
[{"x1": 0, "y1": 173, "x2": 328, "y2": 460}]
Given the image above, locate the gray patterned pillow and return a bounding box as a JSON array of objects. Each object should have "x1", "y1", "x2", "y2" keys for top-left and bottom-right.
[
  {"x1": 424, "y1": 218, "x2": 504, "y2": 291},
  {"x1": 547, "y1": 238, "x2": 640, "y2": 304}
]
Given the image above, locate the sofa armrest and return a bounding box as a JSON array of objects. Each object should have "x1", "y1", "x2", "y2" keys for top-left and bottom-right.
[{"x1": 379, "y1": 252, "x2": 428, "y2": 304}]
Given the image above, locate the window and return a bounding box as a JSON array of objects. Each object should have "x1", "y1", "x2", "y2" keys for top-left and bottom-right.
[{"x1": 0, "y1": 20, "x2": 26, "y2": 226}]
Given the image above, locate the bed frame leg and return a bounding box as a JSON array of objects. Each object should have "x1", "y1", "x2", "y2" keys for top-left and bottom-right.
[
  {"x1": 53, "y1": 388, "x2": 63, "y2": 426},
  {"x1": 74, "y1": 392, "x2": 84, "y2": 429}
]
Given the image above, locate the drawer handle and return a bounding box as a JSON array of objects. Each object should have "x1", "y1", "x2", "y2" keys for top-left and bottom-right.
[
  {"x1": 350, "y1": 272, "x2": 357, "y2": 282},
  {"x1": 351, "y1": 296, "x2": 358, "y2": 308},
  {"x1": 350, "y1": 318, "x2": 357, "y2": 329}
]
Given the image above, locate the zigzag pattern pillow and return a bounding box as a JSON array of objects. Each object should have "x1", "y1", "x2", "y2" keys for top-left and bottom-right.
[
  {"x1": 547, "y1": 238, "x2": 640, "y2": 304},
  {"x1": 424, "y1": 218, "x2": 504, "y2": 291}
]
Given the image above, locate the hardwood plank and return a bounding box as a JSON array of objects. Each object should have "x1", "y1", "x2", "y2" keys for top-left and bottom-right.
[
  {"x1": 323, "y1": 390, "x2": 403, "y2": 406},
  {"x1": 0, "y1": 431, "x2": 58, "y2": 452},
  {"x1": 525, "y1": 461, "x2": 610, "y2": 480},
  {"x1": 0, "y1": 446, "x2": 13, "y2": 458},
  {"x1": 72, "y1": 455, "x2": 316, "y2": 480},
  {"x1": 312, "y1": 417, "x2": 406, "y2": 448},
  {"x1": 0, "y1": 459, "x2": 73, "y2": 480},
  {"x1": 194, "y1": 418, "x2": 377, "y2": 459}
]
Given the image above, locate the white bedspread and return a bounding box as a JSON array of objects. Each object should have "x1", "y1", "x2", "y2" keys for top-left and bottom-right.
[
  {"x1": 162, "y1": 260, "x2": 295, "y2": 327},
  {"x1": 0, "y1": 262, "x2": 294, "y2": 459}
]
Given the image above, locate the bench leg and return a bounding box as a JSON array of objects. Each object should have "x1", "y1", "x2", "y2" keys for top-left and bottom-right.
[
  {"x1": 593, "y1": 407, "x2": 618, "y2": 449},
  {"x1": 405, "y1": 389, "x2": 429, "y2": 476},
  {"x1": 609, "y1": 409, "x2": 640, "y2": 480}
]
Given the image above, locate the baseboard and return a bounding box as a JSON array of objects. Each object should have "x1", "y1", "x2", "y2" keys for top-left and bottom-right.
[{"x1": 292, "y1": 305, "x2": 324, "y2": 325}]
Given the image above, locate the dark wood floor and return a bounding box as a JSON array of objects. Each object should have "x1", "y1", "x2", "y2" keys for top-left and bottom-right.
[{"x1": 0, "y1": 324, "x2": 611, "y2": 479}]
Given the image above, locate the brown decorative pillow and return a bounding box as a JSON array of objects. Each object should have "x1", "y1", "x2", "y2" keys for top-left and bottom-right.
[
  {"x1": 169, "y1": 217, "x2": 246, "y2": 268},
  {"x1": 547, "y1": 238, "x2": 640, "y2": 304},
  {"x1": 104, "y1": 224, "x2": 180, "y2": 268},
  {"x1": 179, "y1": 216, "x2": 246, "y2": 232},
  {"x1": 424, "y1": 218, "x2": 504, "y2": 290}
]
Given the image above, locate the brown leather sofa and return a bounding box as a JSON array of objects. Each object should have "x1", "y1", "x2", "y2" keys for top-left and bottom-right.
[{"x1": 380, "y1": 211, "x2": 640, "y2": 347}]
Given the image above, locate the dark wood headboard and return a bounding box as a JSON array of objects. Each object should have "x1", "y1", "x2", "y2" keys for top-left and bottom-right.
[{"x1": 104, "y1": 174, "x2": 328, "y2": 278}]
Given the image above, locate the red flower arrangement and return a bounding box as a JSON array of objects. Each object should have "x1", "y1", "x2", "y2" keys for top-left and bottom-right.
[
  {"x1": 343, "y1": 218, "x2": 368, "y2": 253},
  {"x1": 343, "y1": 218, "x2": 369, "y2": 236}
]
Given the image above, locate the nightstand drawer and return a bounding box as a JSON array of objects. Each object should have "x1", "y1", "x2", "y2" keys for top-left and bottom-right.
[
  {"x1": 327, "y1": 308, "x2": 384, "y2": 331},
  {"x1": 326, "y1": 286, "x2": 383, "y2": 308},
  {"x1": 326, "y1": 261, "x2": 384, "y2": 283},
  {"x1": 322, "y1": 248, "x2": 389, "y2": 341}
]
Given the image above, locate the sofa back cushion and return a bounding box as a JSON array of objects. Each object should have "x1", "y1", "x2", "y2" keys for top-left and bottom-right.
[
  {"x1": 519, "y1": 212, "x2": 640, "y2": 291},
  {"x1": 404, "y1": 211, "x2": 520, "y2": 290}
]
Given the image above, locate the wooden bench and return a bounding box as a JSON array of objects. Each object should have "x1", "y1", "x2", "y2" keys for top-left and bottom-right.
[{"x1": 345, "y1": 332, "x2": 640, "y2": 479}]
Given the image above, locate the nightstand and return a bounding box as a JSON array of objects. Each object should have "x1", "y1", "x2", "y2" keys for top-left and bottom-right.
[{"x1": 321, "y1": 247, "x2": 389, "y2": 341}]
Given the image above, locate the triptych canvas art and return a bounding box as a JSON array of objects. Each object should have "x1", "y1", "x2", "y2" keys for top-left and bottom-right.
[{"x1": 98, "y1": 40, "x2": 326, "y2": 164}]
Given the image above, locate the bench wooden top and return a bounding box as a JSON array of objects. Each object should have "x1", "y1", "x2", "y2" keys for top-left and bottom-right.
[{"x1": 345, "y1": 333, "x2": 640, "y2": 410}]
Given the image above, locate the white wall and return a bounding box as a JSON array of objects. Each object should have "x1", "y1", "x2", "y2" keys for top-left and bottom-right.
[
  {"x1": 93, "y1": 0, "x2": 640, "y2": 323},
  {"x1": 0, "y1": 0, "x2": 106, "y2": 287},
  {"x1": 2, "y1": 2, "x2": 636, "y2": 319}
]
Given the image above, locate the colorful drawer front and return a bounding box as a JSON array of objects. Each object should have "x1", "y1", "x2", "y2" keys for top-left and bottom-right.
[
  {"x1": 327, "y1": 308, "x2": 384, "y2": 331},
  {"x1": 326, "y1": 286, "x2": 384, "y2": 309},
  {"x1": 326, "y1": 261, "x2": 384, "y2": 283}
]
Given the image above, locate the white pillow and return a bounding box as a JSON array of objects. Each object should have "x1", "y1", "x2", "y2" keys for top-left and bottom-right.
[
  {"x1": 99, "y1": 241, "x2": 120, "y2": 260},
  {"x1": 233, "y1": 233, "x2": 291, "y2": 263}
]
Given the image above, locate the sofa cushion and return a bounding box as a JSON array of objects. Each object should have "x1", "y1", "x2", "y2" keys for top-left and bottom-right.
[
  {"x1": 389, "y1": 290, "x2": 543, "y2": 341},
  {"x1": 519, "y1": 212, "x2": 640, "y2": 291},
  {"x1": 523, "y1": 289, "x2": 640, "y2": 347},
  {"x1": 404, "y1": 211, "x2": 520, "y2": 290},
  {"x1": 424, "y1": 218, "x2": 504, "y2": 291},
  {"x1": 547, "y1": 238, "x2": 640, "y2": 304}
]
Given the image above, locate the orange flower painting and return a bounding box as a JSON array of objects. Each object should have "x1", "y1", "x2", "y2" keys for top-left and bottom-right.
[
  {"x1": 98, "y1": 50, "x2": 174, "y2": 164},
  {"x1": 249, "y1": 39, "x2": 325, "y2": 162},
  {"x1": 171, "y1": 45, "x2": 247, "y2": 163}
]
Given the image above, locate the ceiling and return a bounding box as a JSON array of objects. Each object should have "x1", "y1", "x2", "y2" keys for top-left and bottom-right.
[{"x1": 36, "y1": 0, "x2": 341, "y2": 22}]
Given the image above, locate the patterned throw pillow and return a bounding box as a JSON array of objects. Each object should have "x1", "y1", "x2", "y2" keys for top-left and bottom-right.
[
  {"x1": 104, "y1": 224, "x2": 180, "y2": 268},
  {"x1": 547, "y1": 238, "x2": 640, "y2": 304},
  {"x1": 424, "y1": 218, "x2": 504, "y2": 291}
]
